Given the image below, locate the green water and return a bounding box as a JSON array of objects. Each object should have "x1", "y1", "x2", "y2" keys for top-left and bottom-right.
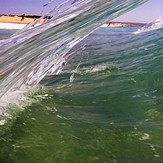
[
  {"x1": 0, "y1": 26, "x2": 163, "y2": 162},
  {"x1": 0, "y1": 92, "x2": 163, "y2": 163}
]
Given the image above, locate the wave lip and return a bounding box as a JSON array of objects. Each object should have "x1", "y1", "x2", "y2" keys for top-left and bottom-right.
[{"x1": 0, "y1": 0, "x2": 148, "y2": 102}]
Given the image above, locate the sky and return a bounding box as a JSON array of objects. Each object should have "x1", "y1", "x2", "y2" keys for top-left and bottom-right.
[
  {"x1": 0, "y1": 0, "x2": 163, "y2": 23},
  {"x1": 114, "y1": 0, "x2": 163, "y2": 23}
]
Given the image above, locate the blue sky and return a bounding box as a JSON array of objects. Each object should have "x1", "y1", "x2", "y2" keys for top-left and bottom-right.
[
  {"x1": 0, "y1": 0, "x2": 163, "y2": 23},
  {"x1": 114, "y1": 0, "x2": 163, "y2": 23}
]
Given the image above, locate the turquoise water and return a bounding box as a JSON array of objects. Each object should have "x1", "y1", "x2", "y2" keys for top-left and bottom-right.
[{"x1": 0, "y1": 26, "x2": 163, "y2": 162}]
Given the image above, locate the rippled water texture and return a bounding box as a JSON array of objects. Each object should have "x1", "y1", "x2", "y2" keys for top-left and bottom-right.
[
  {"x1": 0, "y1": 25, "x2": 163, "y2": 162},
  {"x1": 1, "y1": 0, "x2": 163, "y2": 162},
  {"x1": 0, "y1": 0, "x2": 147, "y2": 98}
]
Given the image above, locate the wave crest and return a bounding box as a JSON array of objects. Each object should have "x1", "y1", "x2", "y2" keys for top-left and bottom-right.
[{"x1": 134, "y1": 17, "x2": 163, "y2": 34}]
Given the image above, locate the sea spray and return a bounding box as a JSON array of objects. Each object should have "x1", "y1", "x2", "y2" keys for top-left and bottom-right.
[
  {"x1": 0, "y1": 22, "x2": 163, "y2": 162},
  {"x1": 134, "y1": 17, "x2": 163, "y2": 34},
  {"x1": 0, "y1": 87, "x2": 54, "y2": 136},
  {"x1": 0, "y1": 0, "x2": 148, "y2": 99},
  {"x1": 0, "y1": 0, "x2": 149, "y2": 140}
]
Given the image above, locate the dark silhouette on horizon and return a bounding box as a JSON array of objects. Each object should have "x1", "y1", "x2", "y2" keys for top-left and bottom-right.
[{"x1": 21, "y1": 14, "x2": 25, "y2": 21}]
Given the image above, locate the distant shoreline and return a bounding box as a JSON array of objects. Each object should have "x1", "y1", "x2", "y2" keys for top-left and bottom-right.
[
  {"x1": 0, "y1": 15, "x2": 146, "y2": 27},
  {"x1": 0, "y1": 15, "x2": 42, "y2": 24},
  {"x1": 106, "y1": 22, "x2": 146, "y2": 27}
]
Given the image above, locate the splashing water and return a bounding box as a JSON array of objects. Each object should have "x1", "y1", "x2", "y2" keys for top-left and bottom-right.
[
  {"x1": 0, "y1": 0, "x2": 147, "y2": 104},
  {"x1": 134, "y1": 17, "x2": 163, "y2": 34},
  {"x1": 0, "y1": 23, "x2": 163, "y2": 162},
  {"x1": 1, "y1": 1, "x2": 163, "y2": 162}
]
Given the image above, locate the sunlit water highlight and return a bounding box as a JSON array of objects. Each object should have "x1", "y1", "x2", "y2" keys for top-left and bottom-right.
[
  {"x1": 1, "y1": 0, "x2": 163, "y2": 162},
  {"x1": 0, "y1": 24, "x2": 163, "y2": 163},
  {"x1": 0, "y1": 0, "x2": 147, "y2": 99}
]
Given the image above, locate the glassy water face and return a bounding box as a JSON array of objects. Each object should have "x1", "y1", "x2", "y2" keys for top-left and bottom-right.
[
  {"x1": 0, "y1": 26, "x2": 163, "y2": 162},
  {"x1": 0, "y1": 0, "x2": 147, "y2": 98}
]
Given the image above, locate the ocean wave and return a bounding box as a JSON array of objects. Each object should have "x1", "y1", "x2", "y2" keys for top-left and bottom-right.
[
  {"x1": 0, "y1": 0, "x2": 147, "y2": 100},
  {"x1": 134, "y1": 17, "x2": 163, "y2": 34}
]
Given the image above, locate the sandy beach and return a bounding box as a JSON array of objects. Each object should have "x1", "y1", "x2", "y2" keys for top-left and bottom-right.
[
  {"x1": 0, "y1": 15, "x2": 44, "y2": 29},
  {"x1": 0, "y1": 15, "x2": 35, "y2": 24}
]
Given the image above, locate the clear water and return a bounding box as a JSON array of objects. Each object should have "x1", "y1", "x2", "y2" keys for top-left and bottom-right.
[
  {"x1": 0, "y1": 0, "x2": 147, "y2": 98},
  {"x1": 0, "y1": 26, "x2": 163, "y2": 163},
  {"x1": 1, "y1": 0, "x2": 163, "y2": 162}
]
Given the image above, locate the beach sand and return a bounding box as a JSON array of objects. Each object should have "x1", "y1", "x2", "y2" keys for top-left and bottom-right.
[{"x1": 0, "y1": 16, "x2": 36, "y2": 24}]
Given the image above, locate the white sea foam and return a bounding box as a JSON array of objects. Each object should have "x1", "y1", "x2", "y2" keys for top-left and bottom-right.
[
  {"x1": 0, "y1": 0, "x2": 148, "y2": 116},
  {"x1": 134, "y1": 17, "x2": 163, "y2": 34},
  {"x1": 0, "y1": 23, "x2": 27, "y2": 29},
  {"x1": 0, "y1": 85, "x2": 37, "y2": 119}
]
